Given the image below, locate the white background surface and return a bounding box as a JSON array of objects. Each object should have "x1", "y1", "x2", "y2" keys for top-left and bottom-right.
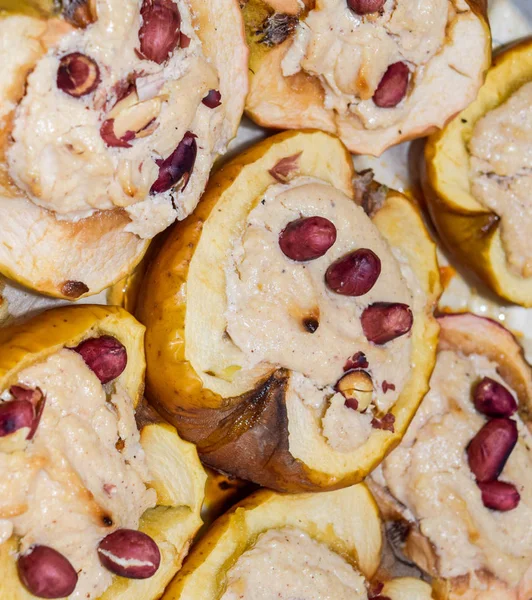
[{"x1": 2, "y1": 0, "x2": 532, "y2": 360}]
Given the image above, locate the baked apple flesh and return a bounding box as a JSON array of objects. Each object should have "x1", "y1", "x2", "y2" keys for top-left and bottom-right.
[
  {"x1": 0, "y1": 0, "x2": 247, "y2": 299},
  {"x1": 423, "y1": 38, "x2": 532, "y2": 307},
  {"x1": 370, "y1": 313, "x2": 532, "y2": 600},
  {"x1": 244, "y1": 0, "x2": 491, "y2": 156},
  {"x1": 138, "y1": 130, "x2": 441, "y2": 492},
  {"x1": 163, "y1": 484, "x2": 433, "y2": 600},
  {"x1": 0, "y1": 306, "x2": 206, "y2": 600}
]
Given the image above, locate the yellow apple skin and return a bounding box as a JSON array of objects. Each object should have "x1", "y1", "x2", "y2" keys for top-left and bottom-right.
[
  {"x1": 162, "y1": 483, "x2": 434, "y2": 600},
  {"x1": 423, "y1": 38, "x2": 532, "y2": 307},
  {"x1": 136, "y1": 130, "x2": 441, "y2": 493},
  {"x1": 163, "y1": 483, "x2": 382, "y2": 599},
  {"x1": 0, "y1": 305, "x2": 207, "y2": 600}
]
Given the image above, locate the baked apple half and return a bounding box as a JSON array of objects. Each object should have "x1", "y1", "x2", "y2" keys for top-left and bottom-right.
[
  {"x1": 137, "y1": 130, "x2": 441, "y2": 492},
  {"x1": 370, "y1": 313, "x2": 532, "y2": 599},
  {"x1": 423, "y1": 39, "x2": 532, "y2": 307},
  {"x1": 0, "y1": 0, "x2": 247, "y2": 299},
  {"x1": 0, "y1": 305, "x2": 206, "y2": 599},
  {"x1": 163, "y1": 483, "x2": 434, "y2": 600},
  {"x1": 243, "y1": 0, "x2": 491, "y2": 157}
]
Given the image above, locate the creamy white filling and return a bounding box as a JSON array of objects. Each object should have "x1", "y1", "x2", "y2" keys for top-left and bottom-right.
[
  {"x1": 220, "y1": 527, "x2": 368, "y2": 600},
  {"x1": 225, "y1": 177, "x2": 417, "y2": 452},
  {"x1": 0, "y1": 349, "x2": 156, "y2": 600},
  {"x1": 469, "y1": 81, "x2": 532, "y2": 277},
  {"x1": 380, "y1": 350, "x2": 532, "y2": 587},
  {"x1": 6, "y1": 0, "x2": 223, "y2": 239},
  {"x1": 282, "y1": 0, "x2": 450, "y2": 129}
]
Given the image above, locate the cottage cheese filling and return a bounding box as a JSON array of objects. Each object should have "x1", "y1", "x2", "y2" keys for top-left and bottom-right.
[
  {"x1": 469, "y1": 81, "x2": 532, "y2": 278},
  {"x1": 282, "y1": 0, "x2": 452, "y2": 128},
  {"x1": 380, "y1": 350, "x2": 532, "y2": 587},
  {"x1": 225, "y1": 178, "x2": 421, "y2": 452},
  {"x1": 220, "y1": 527, "x2": 368, "y2": 600},
  {"x1": 0, "y1": 349, "x2": 156, "y2": 600},
  {"x1": 6, "y1": 0, "x2": 224, "y2": 238}
]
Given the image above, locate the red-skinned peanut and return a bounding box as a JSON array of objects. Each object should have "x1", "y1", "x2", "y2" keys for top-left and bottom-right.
[
  {"x1": 18, "y1": 545, "x2": 78, "y2": 599},
  {"x1": 373, "y1": 62, "x2": 409, "y2": 108},
  {"x1": 279, "y1": 217, "x2": 337, "y2": 262},
  {"x1": 467, "y1": 418, "x2": 518, "y2": 483},
  {"x1": 478, "y1": 480, "x2": 520, "y2": 511},
  {"x1": 74, "y1": 335, "x2": 127, "y2": 384},
  {"x1": 474, "y1": 377, "x2": 517, "y2": 418},
  {"x1": 98, "y1": 529, "x2": 161, "y2": 579},
  {"x1": 325, "y1": 249, "x2": 381, "y2": 296}
]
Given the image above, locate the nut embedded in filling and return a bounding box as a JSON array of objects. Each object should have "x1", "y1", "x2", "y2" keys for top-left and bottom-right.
[{"x1": 0, "y1": 336, "x2": 159, "y2": 599}]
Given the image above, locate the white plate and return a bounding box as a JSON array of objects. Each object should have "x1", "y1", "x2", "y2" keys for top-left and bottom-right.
[{"x1": 2, "y1": 0, "x2": 532, "y2": 364}]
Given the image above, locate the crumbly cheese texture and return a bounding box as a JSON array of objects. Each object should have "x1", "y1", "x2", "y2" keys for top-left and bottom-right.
[
  {"x1": 220, "y1": 527, "x2": 368, "y2": 600},
  {"x1": 469, "y1": 82, "x2": 532, "y2": 278},
  {"x1": 225, "y1": 178, "x2": 420, "y2": 452},
  {"x1": 0, "y1": 349, "x2": 156, "y2": 600},
  {"x1": 6, "y1": 0, "x2": 225, "y2": 239},
  {"x1": 282, "y1": 0, "x2": 451, "y2": 128},
  {"x1": 381, "y1": 350, "x2": 532, "y2": 587}
]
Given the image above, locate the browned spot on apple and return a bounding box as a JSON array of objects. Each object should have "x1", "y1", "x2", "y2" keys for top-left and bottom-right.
[
  {"x1": 256, "y1": 13, "x2": 299, "y2": 47},
  {"x1": 61, "y1": 281, "x2": 89, "y2": 298}
]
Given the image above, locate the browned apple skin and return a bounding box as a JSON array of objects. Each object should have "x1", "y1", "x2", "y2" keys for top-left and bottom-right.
[{"x1": 136, "y1": 130, "x2": 441, "y2": 493}]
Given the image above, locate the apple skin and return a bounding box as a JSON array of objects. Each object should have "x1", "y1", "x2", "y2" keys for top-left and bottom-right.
[
  {"x1": 423, "y1": 38, "x2": 532, "y2": 307},
  {"x1": 163, "y1": 483, "x2": 434, "y2": 600},
  {"x1": 136, "y1": 130, "x2": 441, "y2": 493},
  {"x1": 0, "y1": 306, "x2": 207, "y2": 600}
]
